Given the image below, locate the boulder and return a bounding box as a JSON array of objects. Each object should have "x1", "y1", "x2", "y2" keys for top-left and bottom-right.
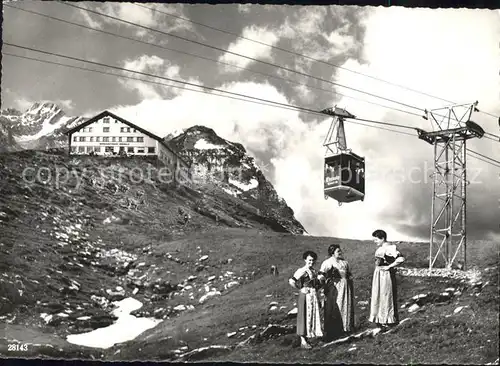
[
  {"x1": 408, "y1": 304, "x2": 420, "y2": 313},
  {"x1": 199, "y1": 291, "x2": 221, "y2": 304}
]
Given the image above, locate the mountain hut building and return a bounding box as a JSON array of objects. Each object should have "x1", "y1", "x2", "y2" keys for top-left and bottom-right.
[{"x1": 64, "y1": 110, "x2": 191, "y2": 182}]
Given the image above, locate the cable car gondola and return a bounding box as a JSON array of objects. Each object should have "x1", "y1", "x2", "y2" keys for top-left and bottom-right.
[{"x1": 321, "y1": 106, "x2": 365, "y2": 205}]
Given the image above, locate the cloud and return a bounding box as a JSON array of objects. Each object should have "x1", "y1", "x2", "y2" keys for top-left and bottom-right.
[
  {"x1": 58, "y1": 99, "x2": 74, "y2": 111},
  {"x1": 117, "y1": 55, "x2": 203, "y2": 100},
  {"x1": 219, "y1": 25, "x2": 279, "y2": 71},
  {"x1": 152, "y1": 3, "x2": 194, "y2": 34},
  {"x1": 280, "y1": 7, "x2": 500, "y2": 241},
  {"x1": 3, "y1": 89, "x2": 33, "y2": 112},
  {"x1": 110, "y1": 3, "x2": 158, "y2": 27},
  {"x1": 74, "y1": 9, "x2": 103, "y2": 30},
  {"x1": 274, "y1": 7, "x2": 363, "y2": 72},
  {"x1": 290, "y1": 6, "x2": 327, "y2": 36},
  {"x1": 118, "y1": 55, "x2": 166, "y2": 100},
  {"x1": 74, "y1": 2, "x2": 193, "y2": 38},
  {"x1": 109, "y1": 81, "x2": 305, "y2": 138},
  {"x1": 14, "y1": 98, "x2": 33, "y2": 112},
  {"x1": 325, "y1": 29, "x2": 356, "y2": 57},
  {"x1": 293, "y1": 84, "x2": 315, "y2": 104},
  {"x1": 217, "y1": 6, "x2": 362, "y2": 77}
]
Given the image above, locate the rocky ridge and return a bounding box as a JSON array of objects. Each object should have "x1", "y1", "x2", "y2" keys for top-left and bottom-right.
[
  {"x1": 168, "y1": 125, "x2": 305, "y2": 235},
  {"x1": 0, "y1": 102, "x2": 85, "y2": 150}
]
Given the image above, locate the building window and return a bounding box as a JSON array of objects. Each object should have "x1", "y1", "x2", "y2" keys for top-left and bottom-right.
[
  {"x1": 79, "y1": 137, "x2": 86, "y2": 142},
  {"x1": 103, "y1": 117, "x2": 110, "y2": 124},
  {"x1": 105, "y1": 146, "x2": 114, "y2": 153},
  {"x1": 73, "y1": 136, "x2": 77, "y2": 142},
  {"x1": 127, "y1": 137, "x2": 134, "y2": 142},
  {"x1": 148, "y1": 147, "x2": 155, "y2": 154},
  {"x1": 96, "y1": 136, "x2": 101, "y2": 142},
  {"x1": 137, "y1": 148, "x2": 145, "y2": 153},
  {"x1": 120, "y1": 127, "x2": 125, "y2": 133},
  {"x1": 71, "y1": 146, "x2": 77, "y2": 152},
  {"x1": 133, "y1": 129, "x2": 136, "y2": 133},
  {"x1": 89, "y1": 137, "x2": 94, "y2": 142},
  {"x1": 78, "y1": 146, "x2": 85, "y2": 153},
  {"x1": 112, "y1": 137, "x2": 116, "y2": 142},
  {"x1": 94, "y1": 146, "x2": 101, "y2": 153},
  {"x1": 103, "y1": 127, "x2": 110, "y2": 133},
  {"x1": 127, "y1": 147, "x2": 134, "y2": 153},
  {"x1": 86, "y1": 146, "x2": 93, "y2": 153},
  {"x1": 103, "y1": 137, "x2": 109, "y2": 142},
  {"x1": 127, "y1": 127, "x2": 131, "y2": 133},
  {"x1": 118, "y1": 137, "x2": 122, "y2": 142},
  {"x1": 137, "y1": 137, "x2": 144, "y2": 142}
]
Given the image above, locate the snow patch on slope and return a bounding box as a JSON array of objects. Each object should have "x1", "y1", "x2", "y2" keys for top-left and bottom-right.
[
  {"x1": 26, "y1": 102, "x2": 58, "y2": 118},
  {"x1": 222, "y1": 187, "x2": 239, "y2": 197},
  {"x1": 229, "y1": 178, "x2": 259, "y2": 192},
  {"x1": 15, "y1": 115, "x2": 73, "y2": 142},
  {"x1": 194, "y1": 138, "x2": 224, "y2": 150},
  {"x1": 66, "y1": 298, "x2": 160, "y2": 349}
]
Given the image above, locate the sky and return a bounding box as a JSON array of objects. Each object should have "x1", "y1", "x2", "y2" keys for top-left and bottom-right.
[{"x1": 2, "y1": 2, "x2": 500, "y2": 243}]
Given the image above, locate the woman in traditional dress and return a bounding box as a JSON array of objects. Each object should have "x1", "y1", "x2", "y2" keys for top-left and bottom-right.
[
  {"x1": 369, "y1": 229, "x2": 405, "y2": 331},
  {"x1": 318, "y1": 244, "x2": 355, "y2": 341},
  {"x1": 288, "y1": 250, "x2": 323, "y2": 349}
]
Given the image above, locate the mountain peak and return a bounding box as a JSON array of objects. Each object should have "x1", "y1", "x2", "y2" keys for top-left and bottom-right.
[
  {"x1": 185, "y1": 125, "x2": 217, "y2": 135},
  {"x1": 168, "y1": 126, "x2": 305, "y2": 235},
  {"x1": 164, "y1": 128, "x2": 186, "y2": 142},
  {"x1": 0, "y1": 100, "x2": 70, "y2": 148},
  {"x1": 25, "y1": 101, "x2": 62, "y2": 115},
  {"x1": 170, "y1": 125, "x2": 246, "y2": 154}
]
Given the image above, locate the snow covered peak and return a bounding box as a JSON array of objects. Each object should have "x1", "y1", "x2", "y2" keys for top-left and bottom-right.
[
  {"x1": 169, "y1": 125, "x2": 246, "y2": 155},
  {"x1": 0, "y1": 101, "x2": 80, "y2": 148},
  {"x1": 25, "y1": 102, "x2": 62, "y2": 117}
]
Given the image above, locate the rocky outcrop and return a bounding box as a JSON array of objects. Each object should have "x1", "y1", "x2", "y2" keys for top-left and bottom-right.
[
  {"x1": 0, "y1": 102, "x2": 85, "y2": 151},
  {"x1": 0, "y1": 124, "x2": 21, "y2": 152},
  {"x1": 168, "y1": 126, "x2": 305, "y2": 235}
]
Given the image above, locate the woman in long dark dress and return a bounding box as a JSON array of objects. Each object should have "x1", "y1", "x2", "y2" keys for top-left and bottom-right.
[
  {"x1": 369, "y1": 229, "x2": 405, "y2": 331},
  {"x1": 318, "y1": 244, "x2": 355, "y2": 341},
  {"x1": 288, "y1": 250, "x2": 323, "y2": 349}
]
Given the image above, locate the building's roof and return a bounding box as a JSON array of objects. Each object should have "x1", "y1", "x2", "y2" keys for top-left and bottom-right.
[{"x1": 64, "y1": 110, "x2": 190, "y2": 167}]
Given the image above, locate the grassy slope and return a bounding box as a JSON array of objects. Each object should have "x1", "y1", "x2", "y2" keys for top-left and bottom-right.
[
  {"x1": 111, "y1": 232, "x2": 498, "y2": 364},
  {"x1": 0, "y1": 151, "x2": 288, "y2": 358}
]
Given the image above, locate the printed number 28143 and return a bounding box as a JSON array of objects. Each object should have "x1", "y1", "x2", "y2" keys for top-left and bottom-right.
[{"x1": 8, "y1": 344, "x2": 29, "y2": 352}]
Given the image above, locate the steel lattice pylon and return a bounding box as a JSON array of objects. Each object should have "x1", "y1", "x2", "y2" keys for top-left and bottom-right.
[{"x1": 417, "y1": 102, "x2": 484, "y2": 271}]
